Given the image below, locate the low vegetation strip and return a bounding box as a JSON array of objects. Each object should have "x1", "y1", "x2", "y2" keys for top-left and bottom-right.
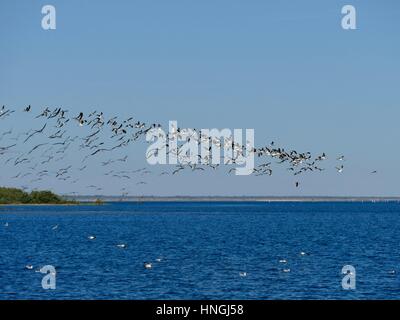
[{"x1": 0, "y1": 187, "x2": 75, "y2": 204}]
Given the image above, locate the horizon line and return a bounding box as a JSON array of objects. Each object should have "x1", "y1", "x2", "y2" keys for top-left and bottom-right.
[{"x1": 61, "y1": 195, "x2": 400, "y2": 202}]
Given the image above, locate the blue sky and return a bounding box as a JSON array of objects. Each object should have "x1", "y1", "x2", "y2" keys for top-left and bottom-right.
[{"x1": 0, "y1": 0, "x2": 400, "y2": 196}]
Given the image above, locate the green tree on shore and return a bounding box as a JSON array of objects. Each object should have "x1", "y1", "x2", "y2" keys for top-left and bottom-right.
[{"x1": 0, "y1": 187, "x2": 72, "y2": 204}]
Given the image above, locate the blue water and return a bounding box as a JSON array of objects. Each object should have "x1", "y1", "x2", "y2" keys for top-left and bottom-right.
[{"x1": 0, "y1": 202, "x2": 399, "y2": 300}]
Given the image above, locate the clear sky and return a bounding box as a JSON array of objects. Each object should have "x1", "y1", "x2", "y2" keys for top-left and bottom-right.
[{"x1": 0, "y1": 0, "x2": 399, "y2": 196}]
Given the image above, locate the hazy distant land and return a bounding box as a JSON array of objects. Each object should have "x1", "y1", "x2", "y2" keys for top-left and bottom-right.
[
  {"x1": 3, "y1": 185, "x2": 398, "y2": 204},
  {"x1": 64, "y1": 195, "x2": 400, "y2": 203}
]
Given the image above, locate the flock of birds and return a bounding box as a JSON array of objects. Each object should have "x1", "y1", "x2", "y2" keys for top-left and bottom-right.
[
  {"x1": 1, "y1": 219, "x2": 396, "y2": 275},
  {"x1": 15, "y1": 229, "x2": 396, "y2": 276},
  {"x1": 0, "y1": 104, "x2": 344, "y2": 274},
  {"x1": 0, "y1": 104, "x2": 392, "y2": 287},
  {"x1": 18, "y1": 229, "x2": 156, "y2": 271},
  {"x1": 13, "y1": 217, "x2": 306, "y2": 273},
  {"x1": 0, "y1": 104, "x2": 362, "y2": 196}
]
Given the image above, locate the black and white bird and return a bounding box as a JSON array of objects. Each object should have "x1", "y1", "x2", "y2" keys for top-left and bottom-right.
[{"x1": 336, "y1": 165, "x2": 344, "y2": 173}]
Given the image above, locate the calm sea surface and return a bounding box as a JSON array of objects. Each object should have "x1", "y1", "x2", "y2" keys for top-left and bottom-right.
[{"x1": 0, "y1": 202, "x2": 399, "y2": 300}]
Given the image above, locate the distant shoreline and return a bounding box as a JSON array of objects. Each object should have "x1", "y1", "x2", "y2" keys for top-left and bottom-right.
[
  {"x1": 2, "y1": 197, "x2": 400, "y2": 206},
  {"x1": 0, "y1": 203, "x2": 80, "y2": 207},
  {"x1": 63, "y1": 196, "x2": 400, "y2": 203}
]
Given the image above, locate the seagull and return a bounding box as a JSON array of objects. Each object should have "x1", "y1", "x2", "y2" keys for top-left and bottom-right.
[
  {"x1": 316, "y1": 152, "x2": 326, "y2": 161},
  {"x1": 24, "y1": 123, "x2": 47, "y2": 143},
  {"x1": 25, "y1": 265, "x2": 34, "y2": 270},
  {"x1": 337, "y1": 155, "x2": 345, "y2": 161},
  {"x1": 335, "y1": 165, "x2": 344, "y2": 173},
  {"x1": 116, "y1": 243, "x2": 127, "y2": 249},
  {"x1": 144, "y1": 262, "x2": 152, "y2": 269},
  {"x1": 52, "y1": 224, "x2": 59, "y2": 230},
  {"x1": 279, "y1": 259, "x2": 287, "y2": 264},
  {"x1": 388, "y1": 270, "x2": 396, "y2": 275},
  {"x1": 88, "y1": 235, "x2": 96, "y2": 240},
  {"x1": 239, "y1": 272, "x2": 247, "y2": 277},
  {"x1": 300, "y1": 251, "x2": 308, "y2": 256},
  {"x1": 282, "y1": 268, "x2": 291, "y2": 273}
]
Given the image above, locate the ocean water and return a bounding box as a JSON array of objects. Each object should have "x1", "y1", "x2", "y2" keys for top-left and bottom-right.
[{"x1": 0, "y1": 201, "x2": 399, "y2": 300}]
